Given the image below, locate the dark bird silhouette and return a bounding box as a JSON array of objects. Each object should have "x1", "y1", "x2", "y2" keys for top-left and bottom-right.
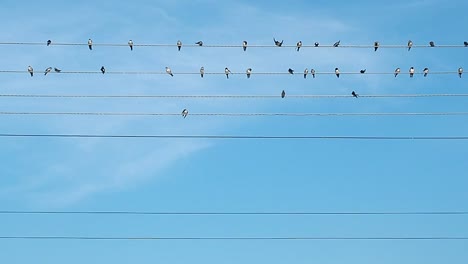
[
  {"x1": 314, "y1": 42, "x2": 319, "y2": 47},
  {"x1": 409, "y1": 67, "x2": 415, "y2": 78},
  {"x1": 281, "y1": 90, "x2": 286, "y2": 98},
  {"x1": 374, "y1": 41, "x2": 379, "y2": 51},
  {"x1": 181, "y1": 109, "x2": 188, "y2": 118},
  {"x1": 195, "y1": 41, "x2": 203, "y2": 46},
  {"x1": 54, "y1": 67, "x2": 61, "y2": 73},
  {"x1": 27, "y1": 66, "x2": 33, "y2": 77},
  {"x1": 274, "y1": 38, "x2": 283, "y2": 47},
  {"x1": 200, "y1": 67, "x2": 204, "y2": 78},
  {"x1": 394, "y1": 67, "x2": 401, "y2": 77},
  {"x1": 333, "y1": 40, "x2": 340, "y2": 47},
  {"x1": 464, "y1": 41, "x2": 468, "y2": 47},
  {"x1": 304, "y1": 68, "x2": 308, "y2": 79},
  {"x1": 429, "y1": 41, "x2": 435, "y2": 47},
  {"x1": 288, "y1": 68, "x2": 294, "y2": 74},
  {"x1": 128, "y1": 40, "x2": 133, "y2": 51},
  {"x1": 360, "y1": 69, "x2": 366, "y2": 74},
  {"x1": 335, "y1": 67, "x2": 340, "y2": 78},
  {"x1": 423, "y1": 67, "x2": 429, "y2": 77},
  {"x1": 296, "y1": 41, "x2": 302, "y2": 51},
  {"x1": 47, "y1": 40, "x2": 51, "y2": 46},
  {"x1": 177, "y1": 40, "x2": 182, "y2": 51},
  {"x1": 101, "y1": 66, "x2": 105, "y2": 74},
  {"x1": 88, "y1": 39, "x2": 93, "y2": 50},
  {"x1": 44, "y1": 67, "x2": 52, "y2": 76},
  {"x1": 311, "y1": 69, "x2": 316, "y2": 78},
  {"x1": 407, "y1": 40, "x2": 413, "y2": 51},
  {"x1": 352, "y1": 91, "x2": 359, "y2": 98},
  {"x1": 243, "y1": 40, "x2": 247, "y2": 51}
]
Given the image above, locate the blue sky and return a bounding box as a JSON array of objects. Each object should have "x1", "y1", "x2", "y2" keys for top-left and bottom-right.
[{"x1": 0, "y1": 0, "x2": 467, "y2": 263}]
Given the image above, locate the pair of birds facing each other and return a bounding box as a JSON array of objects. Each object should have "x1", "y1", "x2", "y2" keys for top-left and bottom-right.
[{"x1": 27, "y1": 66, "x2": 61, "y2": 76}]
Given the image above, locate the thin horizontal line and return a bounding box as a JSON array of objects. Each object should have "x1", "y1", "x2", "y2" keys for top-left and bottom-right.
[
  {"x1": 1, "y1": 112, "x2": 468, "y2": 117},
  {"x1": 0, "y1": 134, "x2": 468, "y2": 140},
  {"x1": 0, "y1": 236, "x2": 466, "y2": 241},
  {"x1": 0, "y1": 94, "x2": 467, "y2": 99},
  {"x1": 1, "y1": 210, "x2": 467, "y2": 215}
]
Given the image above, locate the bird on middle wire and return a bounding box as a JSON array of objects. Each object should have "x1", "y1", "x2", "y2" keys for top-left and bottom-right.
[
  {"x1": 225, "y1": 67, "x2": 231, "y2": 79},
  {"x1": 407, "y1": 40, "x2": 413, "y2": 51},
  {"x1": 128, "y1": 40, "x2": 133, "y2": 51},
  {"x1": 296, "y1": 41, "x2": 302, "y2": 51},
  {"x1": 459, "y1": 67, "x2": 463, "y2": 78},
  {"x1": 88, "y1": 38, "x2": 93, "y2": 50},
  {"x1": 166, "y1": 67, "x2": 173, "y2": 77},
  {"x1": 335, "y1": 67, "x2": 340, "y2": 78},
  {"x1": 101, "y1": 66, "x2": 105, "y2": 74},
  {"x1": 423, "y1": 67, "x2": 429, "y2": 77},
  {"x1": 44, "y1": 67, "x2": 52, "y2": 76},
  {"x1": 394, "y1": 67, "x2": 401, "y2": 77},
  {"x1": 311, "y1": 68, "x2": 316, "y2": 78},
  {"x1": 274, "y1": 38, "x2": 283, "y2": 47},
  {"x1": 47, "y1": 39, "x2": 51, "y2": 46},
  {"x1": 246, "y1": 68, "x2": 252, "y2": 78},
  {"x1": 200, "y1": 67, "x2": 204, "y2": 78},
  {"x1": 181, "y1": 109, "x2": 188, "y2": 118},
  {"x1": 352, "y1": 91, "x2": 359, "y2": 98},
  {"x1": 429, "y1": 41, "x2": 435, "y2": 47},
  {"x1": 409, "y1": 67, "x2": 415, "y2": 78},
  {"x1": 374, "y1": 41, "x2": 379, "y2": 51},
  {"x1": 464, "y1": 41, "x2": 468, "y2": 47},
  {"x1": 333, "y1": 40, "x2": 340, "y2": 47},
  {"x1": 27, "y1": 66, "x2": 33, "y2": 77},
  {"x1": 281, "y1": 90, "x2": 286, "y2": 98},
  {"x1": 54, "y1": 67, "x2": 61, "y2": 73},
  {"x1": 314, "y1": 42, "x2": 319, "y2": 47},
  {"x1": 360, "y1": 69, "x2": 366, "y2": 74},
  {"x1": 288, "y1": 68, "x2": 294, "y2": 74},
  {"x1": 304, "y1": 68, "x2": 308, "y2": 79},
  {"x1": 243, "y1": 40, "x2": 248, "y2": 51},
  {"x1": 177, "y1": 40, "x2": 182, "y2": 51},
  {"x1": 195, "y1": 41, "x2": 203, "y2": 46}
]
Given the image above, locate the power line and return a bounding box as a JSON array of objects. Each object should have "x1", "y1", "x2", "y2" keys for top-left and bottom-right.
[
  {"x1": 1, "y1": 210, "x2": 467, "y2": 215},
  {"x1": 0, "y1": 94, "x2": 468, "y2": 99},
  {"x1": 1, "y1": 111, "x2": 468, "y2": 117},
  {"x1": 0, "y1": 41, "x2": 467, "y2": 49},
  {"x1": 0, "y1": 236, "x2": 467, "y2": 241},
  {"x1": 1, "y1": 134, "x2": 468, "y2": 141}
]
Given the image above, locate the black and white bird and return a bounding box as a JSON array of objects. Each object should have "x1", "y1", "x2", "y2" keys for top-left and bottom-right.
[
  {"x1": 374, "y1": 41, "x2": 379, "y2": 51},
  {"x1": 304, "y1": 68, "x2": 308, "y2": 79},
  {"x1": 407, "y1": 40, "x2": 413, "y2": 51},
  {"x1": 246, "y1": 68, "x2": 252, "y2": 78},
  {"x1": 314, "y1": 42, "x2": 319, "y2": 47},
  {"x1": 360, "y1": 69, "x2": 366, "y2": 74},
  {"x1": 352, "y1": 91, "x2": 359, "y2": 98},
  {"x1": 195, "y1": 41, "x2": 203, "y2": 46},
  {"x1": 181, "y1": 109, "x2": 188, "y2": 118},
  {"x1": 423, "y1": 67, "x2": 429, "y2": 77},
  {"x1": 333, "y1": 40, "x2": 340, "y2": 47},
  {"x1": 166, "y1": 67, "x2": 173, "y2": 77},
  {"x1": 274, "y1": 38, "x2": 283, "y2": 47},
  {"x1": 225, "y1": 67, "x2": 231, "y2": 79},
  {"x1": 128, "y1": 40, "x2": 133, "y2": 51},
  {"x1": 429, "y1": 41, "x2": 435, "y2": 47},
  {"x1": 27, "y1": 66, "x2": 33, "y2": 77},
  {"x1": 101, "y1": 66, "x2": 105, "y2": 74},
  {"x1": 311, "y1": 69, "x2": 316, "y2": 78},
  {"x1": 459, "y1": 67, "x2": 463, "y2": 78},
  {"x1": 335, "y1": 67, "x2": 340, "y2": 78},
  {"x1": 394, "y1": 67, "x2": 401, "y2": 77},
  {"x1": 200, "y1": 67, "x2": 204, "y2": 78},
  {"x1": 243, "y1": 40, "x2": 247, "y2": 51},
  {"x1": 44, "y1": 67, "x2": 52, "y2": 75},
  {"x1": 88, "y1": 39, "x2": 93, "y2": 50},
  {"x1": 54, "y1": 67, "x2": 61, "y2": 73},
  {"x1": 47, "y1": 39, "x2": 51, "y2": 46},
  {"x1": 464, "y1": 41, "x2": 468, "y2": 47},
  {"x1": 409, "y1": 67, "x2": 415, "y2": 78},
  {"x1": 177, "y1": 40, "x2": 182, "y2": 51},
  {"x1": 296, "y1": 41, "x2": 302, "y2": 51},
  {"x1": 288, "y1": 68, "x2": 294, "y2": 74},
  {"x1": 281, "y1": 90, "x2": 286, "y2": 98}
]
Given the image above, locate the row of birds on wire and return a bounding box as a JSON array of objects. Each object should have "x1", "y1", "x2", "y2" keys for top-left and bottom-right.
[
  {"x1": 25, "y1": 65, "x2": 464, "y2": 78},
  {"x1": 39, "y1": 39, "x2": 468, "y2": 51}
]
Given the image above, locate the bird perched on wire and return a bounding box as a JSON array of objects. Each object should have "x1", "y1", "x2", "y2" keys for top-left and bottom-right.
[
  {"x1": 335, "y1": 67, "x2": 340, "y2": 78},
  {"x1": 54, "y1": 67, "x2": 61, "y2": 73},
  {"x1": 333, "y1": 40, "x2": 340, "y2": 47},
  {"x1": 281, "y1": 90, "x2": 286, "y2": 98},
  {"x1": 314, "y1": 42, "x2": 319, "y2": 47},
  {"x1": 195, "y1": 41, "x2": 203, "y2": 46},
  {"x1": 394, "y1": 67, "x2": 401, "y2": 77},
  {"x1": 360, "y1": 69, "x2": 366, "y2": 74},
  {"x1": 464, "y1": 41, "x2": 468, "y2": 47},
  {"x1": 459, "y1": 67, "x2": 463, "y2": 78},
  {"x1": 181, "y1": 109, "x2": 188, "y2": 118},
  {"x1": 288, "y1": 68, "x2": 294, "y2": 74},
  {"x1": 88, "y1": 39, "x2": 93, "y2": 50},
  {"x1": 304, "y1": 68, "x2": 308, "y2": 79},
  {"x1": 246, "y1": 68, "x2": 252, "y2": 78},
  {"x1": 242, "y1": 41, "x2": 247, "y2": 51},
  {"x1": 166, "y1": 67, "x2": 173, "y2": 77},
  {"x1": 200, "y1": 67, "x2": 204, "y2": 78},
  {"x1": 101, "y1": 66, "x2": 105, "y2": 74},
  {"x1": 407, "y1": 40, "x2": 413, "y2": 51},
  {"x1": 128, "y1": 40, "x2": 133, "y2": 51},
  {"x1": 47, "y1": 40, "x2": 51, "y2": 46},
  {"x1": 352, "y1": 91, "x2": 359, "y2": 98},
  {"x1": 296, "y1": 41, "x2": 302, "y2": 51},
  {"x1": 27, "y1": 66, "x2": 33, "y2": 77},
  {"x1": 311, "y1": 69, "x2": 316, "y2": 78},
  {"x1": 274, "y1": 38, "x2": 283, "y2": 47},
  {"x1": 44, "y1": 67, "x2": 52, "y2": 76},
  {"x1": 423, "y1": 67, "x2": 429, "y2": 77},
  {"x1": 409, "y1": 67, "x2": 415, "y2": 78},
  {"x1": 177, "y1": 40, "x2": 182, "y2": 51},
  {"x1": 429, "y1": 41, "x2": 435, "y2": 47},
  {"x1": 225, "y1": 67, "x2": 231, "y2": 79},
  {"x1": 374, "y1": 41, "x2": 379, "y2": 51}
]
